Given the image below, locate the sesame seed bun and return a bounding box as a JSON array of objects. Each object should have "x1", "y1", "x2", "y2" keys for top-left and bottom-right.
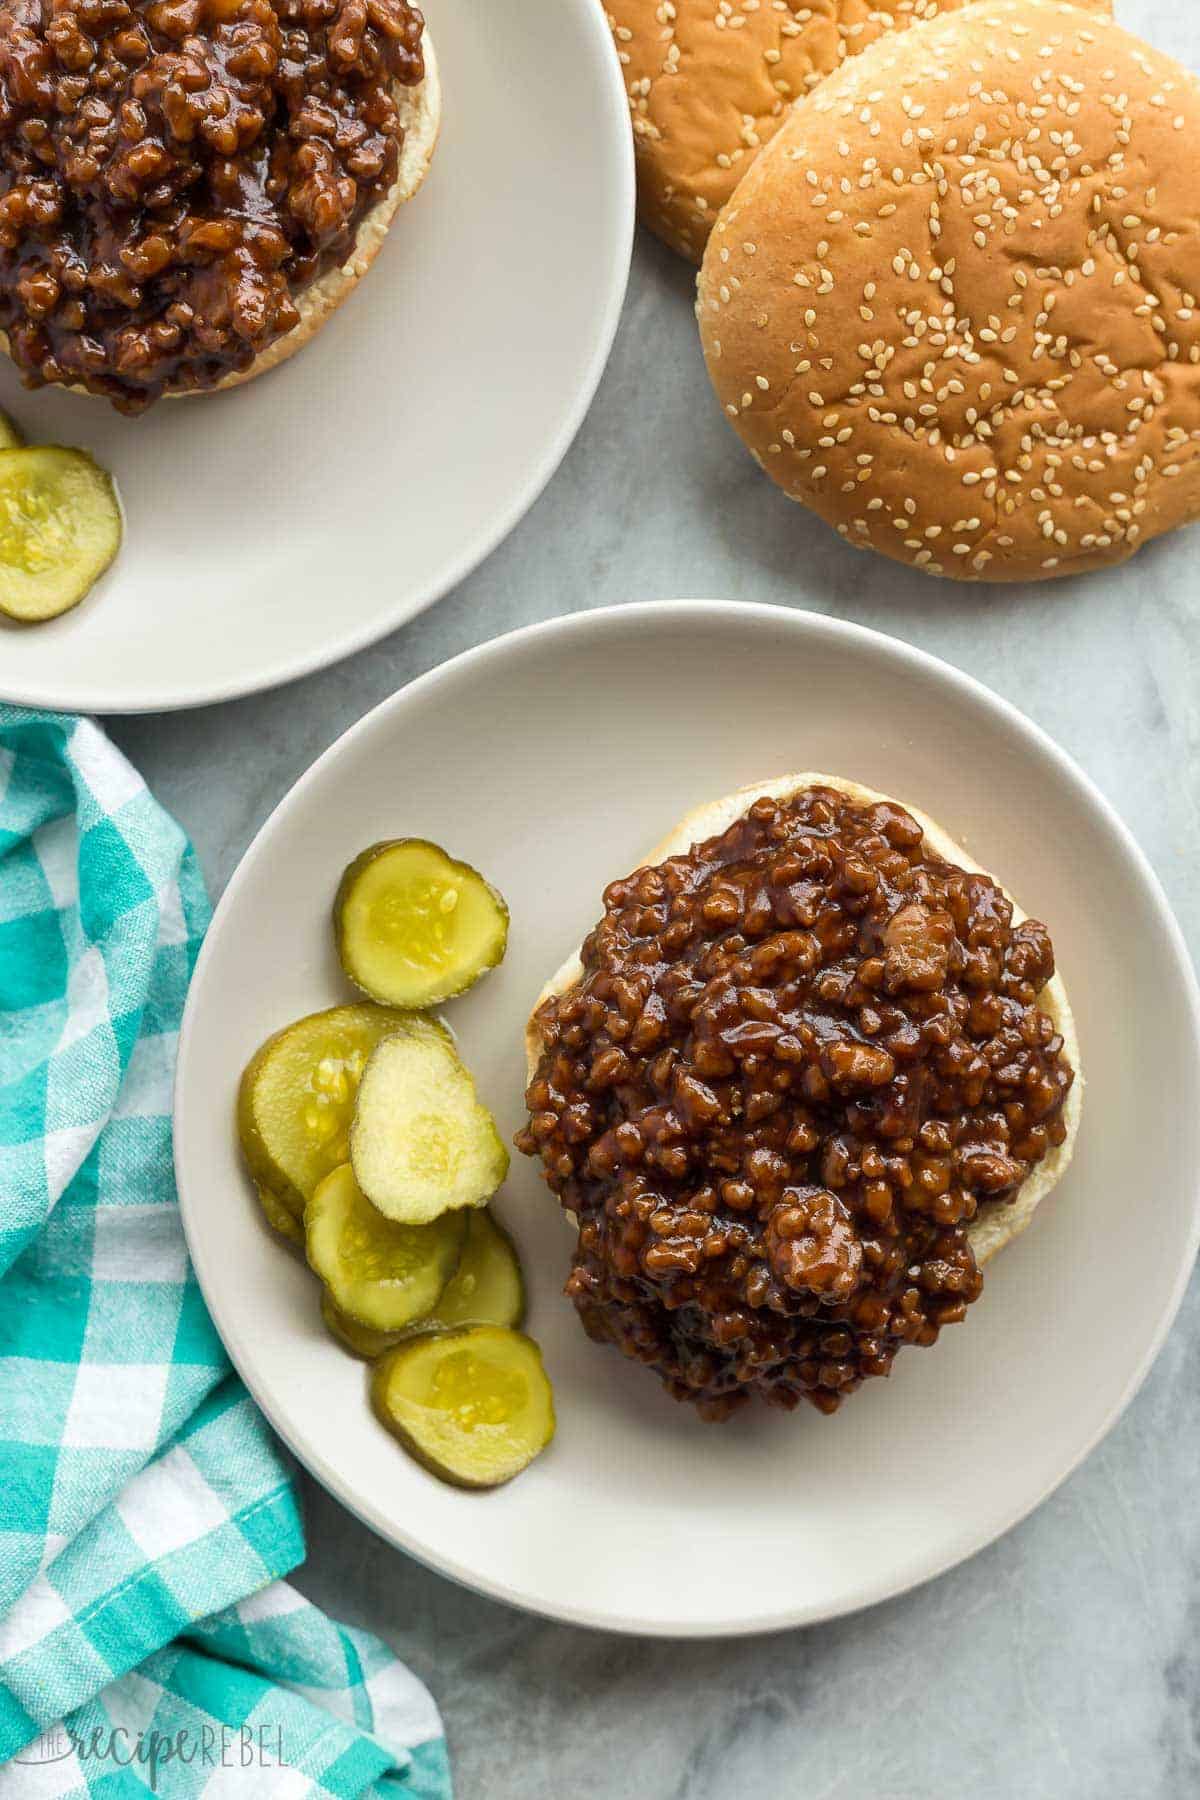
[
  {"x1": 0, "y1": 32, "x2": 441, "y2": 404},
  {"x1": 610, "y1": 0, "x2": 1111, "y2": 263},
  {"x1": 698, "y1": 0, "x2": 1200, "y2": 582},
  {"x1": 525, "y1": 771, "x2": 1082, "y2": 1267}
]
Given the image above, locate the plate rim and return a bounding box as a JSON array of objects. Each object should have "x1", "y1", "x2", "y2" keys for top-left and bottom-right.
[
  {"x1": 175, "y1": 598, "x2": 1200, "y2": 1636},
  {"x1": 0, "y1": 0, "x2": 634, "y2": 716}
]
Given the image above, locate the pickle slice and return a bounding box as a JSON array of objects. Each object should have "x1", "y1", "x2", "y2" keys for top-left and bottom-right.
[
  {"x1": 321, "y1": 1211, "x2": 523, "y2": 1356},
  {"x1": 371, "y1": 1326, "x2": 555, "y2": 1489},
  {"x1": 254, "y1": 1179, "x2": 305, "y2": 1248},
  {"x1": 430, "y1": 1209, "x2": 525, "y2": 1332},
  {"x1": 305, "y1": 1163, "x2": 465, "y2": 1333},
  {"x1": 320, "y1": 1288, "x2": 404, "y2": 1360},
  {"x1": 0, "y1": 447, "x2": 121, "y2": 623},
  {"x1": 238, "y1": 1003, "x2": 448, "y2": 1215},
  {"x1": 334, "y1": 839, "x2": 509, "y2": 1009},
  {"x1": 350, "y1": 1028, "x2": 509, "y2": 1225}
]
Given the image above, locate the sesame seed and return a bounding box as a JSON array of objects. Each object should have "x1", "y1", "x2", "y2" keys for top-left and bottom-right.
[{"x1": 692, "y1": 0, "x2": 1200, "y2": 583}]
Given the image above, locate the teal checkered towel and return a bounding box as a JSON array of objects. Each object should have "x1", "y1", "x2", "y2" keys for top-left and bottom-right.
[{"x1": 0, "y1": 710, "x2": 450, "y2": 1798}]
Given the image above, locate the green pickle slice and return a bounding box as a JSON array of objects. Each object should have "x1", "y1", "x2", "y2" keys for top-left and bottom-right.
[
  {"x1": 431, "y1": 1209, "x2": 525, "y2": 1332},
  {"x1": 350, "y1": 1027, "x2": 509, "y2": 1225},
  {"x1": 321, "y1": 1211, "x2": 525, "y2": 1356},
  {"x1": 334, "y1": 839, "x2": 508, "y2": 1009},
  {"x1": 237, "y1": 1003, "x2": 448, "y2": 1216},
  {"x1": 371, "y1": 1326, "x2": 555, "y2": 1489},
  {"x1": 254, "y1": 1179, "x2": 305, "y2": 1248},
  {"x1": 306, "y1": 1163, "x2": 465, "y2": 1332},
  {"x1": 0, "y1": 446, "x2": 121, "y2": 623},
  {"x1": 320, "y1": 1288, "x2": 404, "y2": 1360}
]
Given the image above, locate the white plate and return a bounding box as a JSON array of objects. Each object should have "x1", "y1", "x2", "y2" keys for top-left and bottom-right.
[
  {"x1": 0, "y1": 0, "x2": 632, "y2": 715},
  {"x1": 175, "y1": 601, "x2": 1200, "y2": 1637}
]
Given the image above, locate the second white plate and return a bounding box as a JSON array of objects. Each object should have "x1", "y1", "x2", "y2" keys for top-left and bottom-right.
[
  {"x1": 176, "y1": 601, "x2": 1200, "y2": 1635},
  {"x1": 0, "y1": 0, "x2": 633, "y2": 713}
]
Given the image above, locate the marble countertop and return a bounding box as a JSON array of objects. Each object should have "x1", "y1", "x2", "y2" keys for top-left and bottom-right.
[{"x1": 110, "y1": 2, "x2": 1200, "y2": 1788}]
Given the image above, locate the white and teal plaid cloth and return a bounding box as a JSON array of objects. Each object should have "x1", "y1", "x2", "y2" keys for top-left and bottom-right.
[{"x1": 0, "y1": 710, "x2": 450, "y2": 1798}]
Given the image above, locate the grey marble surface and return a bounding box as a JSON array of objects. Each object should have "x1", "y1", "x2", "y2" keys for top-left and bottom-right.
[{"x1": 110, "y1": 3, "x2": 1200, "y2": 1789}]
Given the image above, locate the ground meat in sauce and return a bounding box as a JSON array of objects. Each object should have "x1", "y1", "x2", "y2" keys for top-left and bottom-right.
[
  {"x1": 0, "y1": 0, "x2": 424, "y2": 411},
  {"x1": 516, "y1": 788, "x2": 1075, "y2": 1421}
]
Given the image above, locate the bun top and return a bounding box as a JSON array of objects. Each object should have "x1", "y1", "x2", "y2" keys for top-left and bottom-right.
[
  {"x1": 608, "y1": 0, "x2": 1111, "y2": 262},
  {"x1": 698, "y1": 0, "x2": 1200, "y2": 583}
]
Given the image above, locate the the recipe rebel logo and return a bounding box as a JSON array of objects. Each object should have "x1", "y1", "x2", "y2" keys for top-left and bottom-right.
[{"x1": 15, "y1": 1720, "x2": 287, "y2": 1789}]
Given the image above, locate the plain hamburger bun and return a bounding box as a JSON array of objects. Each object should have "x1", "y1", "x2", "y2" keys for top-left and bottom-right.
[
  {"x1": 608, "y1": 0, "x2": 1111, "y2": 262},
  {"x1": 0, "y1": 33, "x2": 441, "y2": 402},
  {"x1": 698, "y1": 0, "x2": 1200, "y2": 582},
  {"x1": 526, "y1": 771, "x2": 1083, "y2": 1267}
]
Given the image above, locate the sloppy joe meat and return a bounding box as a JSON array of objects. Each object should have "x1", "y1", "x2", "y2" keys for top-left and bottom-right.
[
  {"x1": 0, "y1": 0, "x2": 425, "y2": 410},
  {"x1": 517, "y1": 788, "x2": 1075, "y2": 1420}
]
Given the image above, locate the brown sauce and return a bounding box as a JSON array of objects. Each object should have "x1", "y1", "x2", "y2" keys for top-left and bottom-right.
[
  {"x1": 0, "y1": 0, "x2": 424, "y2": 410},
  {"x1": 518, "y1": 787, "x2": 1075, "y2": 1420}
]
